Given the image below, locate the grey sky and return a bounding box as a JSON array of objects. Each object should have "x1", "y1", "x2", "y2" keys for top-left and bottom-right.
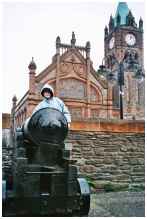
[{"x1": 2, "y1": 0, "x2": 145, "y2": 113}]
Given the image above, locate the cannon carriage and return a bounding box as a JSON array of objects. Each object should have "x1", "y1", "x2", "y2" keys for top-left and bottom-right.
[{"x1": 3, "y1": 107, "x2": 90, "y2": 216}]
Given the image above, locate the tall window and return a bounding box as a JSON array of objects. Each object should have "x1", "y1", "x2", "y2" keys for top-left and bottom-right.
[{"x1": 112, "y1": 85, "x2": 119, "y2": 107}]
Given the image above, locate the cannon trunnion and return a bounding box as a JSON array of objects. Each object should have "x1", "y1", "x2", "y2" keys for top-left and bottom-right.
[{"x1": 3, "y1": 107, "x2": 90, "y2": 216}]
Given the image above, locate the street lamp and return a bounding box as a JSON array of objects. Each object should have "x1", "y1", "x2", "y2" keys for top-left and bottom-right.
[{"x1": 98, "y1": 50, "x2": 145, "y2": 119}]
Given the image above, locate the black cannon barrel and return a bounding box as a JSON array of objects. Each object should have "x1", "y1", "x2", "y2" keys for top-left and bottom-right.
[{"x1": 23, "y1": 107, "x2": 68, "y2": 145}]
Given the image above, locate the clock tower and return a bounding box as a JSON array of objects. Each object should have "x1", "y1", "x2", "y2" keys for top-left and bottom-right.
[{"x1": 104, "y1": 2, "x2": 144, "y2": 120}]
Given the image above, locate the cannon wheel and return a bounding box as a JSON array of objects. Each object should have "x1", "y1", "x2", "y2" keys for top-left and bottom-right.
[{"x1": 73, "y1": 178, "x2": 90, "y2": 216}]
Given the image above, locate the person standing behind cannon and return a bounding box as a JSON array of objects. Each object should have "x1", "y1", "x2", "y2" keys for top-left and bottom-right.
[{"x1": 33, "y1": 83, "x2": 71, "y2": 128}]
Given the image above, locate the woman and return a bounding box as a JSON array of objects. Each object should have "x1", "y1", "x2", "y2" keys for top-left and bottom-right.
[{"x1": 33, "y1": 83, "x2": 71, "y2": 127}]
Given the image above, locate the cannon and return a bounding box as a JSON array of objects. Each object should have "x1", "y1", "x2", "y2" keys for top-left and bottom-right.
[{"x1": 2, "y1": 107, "x2": 90, "y2": 216}]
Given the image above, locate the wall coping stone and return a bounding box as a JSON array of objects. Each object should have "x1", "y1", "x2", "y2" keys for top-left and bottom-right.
[{"x1": 70, "y1": 120, "x2": 145, "y2": 133}]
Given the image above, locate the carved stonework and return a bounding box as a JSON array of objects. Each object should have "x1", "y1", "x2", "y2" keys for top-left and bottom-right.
[
  {"x1": 90, "y1": 86, "x2": 99, "y2": 103},
  {"x1": 68, "y1": 107, "x2": 82, "y2": 119},
  {"x1": 91, "y1": 109, "x2": 99, "y2": 118},
  {"x1": 99, "y1": 110, "x2": 107, "y2": 118},
  {"x1": 60, "y1": 62, "x2": 71, "y2": 77},
  {"x1": 60, "y1": 62, "x2": 86, "y2": 78},
  {"x1": 70, "y1": 54, "x2": 76, "y2": 62},
  {"x1": 59, "y1": 79, "x2": 86, "y2": 99},
  {"x1": 72, "y1": 63, "x2": 86, "y2": 78}
]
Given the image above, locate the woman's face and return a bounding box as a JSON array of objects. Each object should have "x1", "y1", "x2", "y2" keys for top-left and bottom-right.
[{"x1": 43, "y1": 91, "x2": 51, "y2": 98}]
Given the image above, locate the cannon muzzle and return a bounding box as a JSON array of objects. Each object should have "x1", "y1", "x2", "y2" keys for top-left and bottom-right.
[{"x1": 23, "y1": 107, "x2": 68, "y2": 145}]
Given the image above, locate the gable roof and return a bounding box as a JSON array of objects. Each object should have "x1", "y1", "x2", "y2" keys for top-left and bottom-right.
[
  {"x1": 36, "y1": 48, "x2": 107, "y2": 88},
  {"x1": 36, "y1": 48, "x2": 86, "y2": 82}
]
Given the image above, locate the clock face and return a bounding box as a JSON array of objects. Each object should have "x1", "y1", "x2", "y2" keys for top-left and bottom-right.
[
  {"x1": 125, "y1": 34, "x2": 136, "y2": 46},
  {"x1": 109, "y1": 37, "x2": 115, "y2": 49}
]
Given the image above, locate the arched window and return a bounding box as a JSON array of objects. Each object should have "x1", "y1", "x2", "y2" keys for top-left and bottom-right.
[{"x1": 112, "y1": 85, "x2": 119, "y2": 107}]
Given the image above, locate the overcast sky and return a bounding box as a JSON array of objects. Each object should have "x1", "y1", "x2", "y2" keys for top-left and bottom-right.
[{"x1": 1, "y1": 0, "x2": 145, "y2": 113}]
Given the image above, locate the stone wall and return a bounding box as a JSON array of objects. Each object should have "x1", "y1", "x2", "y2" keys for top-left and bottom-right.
[
  {"x1": 2, "y1": 113, "x2": 11, "y2": 129},
  {"x1": 67, "y1": 121, "x2": 145, "y2": 190},
  {"x1": 2, "y1": 116, "x2": 144, "y2": 191},
  {"x1": 2, "y1": 129, "x2": 14, "y2": 179}
]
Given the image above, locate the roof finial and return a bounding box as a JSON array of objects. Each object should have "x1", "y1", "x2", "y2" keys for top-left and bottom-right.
[
  {"x1": 139, "y1": 17, "x2": 143, "y2": 31},
  {"x1": 28, "y1": 57, "x2": 37, "y2": 71},
  {"x1": 71, "y1": 31, "x2": 76, "y2": 47},
  {"x1": 56, "y1": 36, "x2": 61, "y2": 54},
  {"x1": 12, "y1": 95, "x2": 17, "y2": 103},
  {"x1": 12, "y1": 95, "x2": 17, "y2": 109},
  {"x1": 109, "y1": 15, "x2": 114, "y2": 31},
  {"x1": 104, "y1": 25, "x2": 108, "y2": 37},
  {"x1": 56, "y1": 36, "x2": 61, "y2": 47}
]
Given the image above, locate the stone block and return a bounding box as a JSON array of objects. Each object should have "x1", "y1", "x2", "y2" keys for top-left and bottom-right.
[
  {"x1": 131, "y1": 177, "x2": 145, "y2": 183},
  {"x1": 103, "y1": 157, "x2": 113, "y2": 164},
  {"x1": 114, "y1": 174, "x2": 129, "y2": 180},
  {"x1": 82, "y1": 151, "x2": 95, "y2": 157},
  {"x1": 85, "y1": 159, "x2": 99, "y2": 165},
  {"x1": 94, "y1": 148, "x2": 104, "y2": 155},
  {"x1": 132, "y1": 166, "x2": 145, "y2": 172},
  {"x1": 128, "y1": 158, "x2": 140, "y2": 165},
  {"x1": 80, "y1": 165, "x2": 97, "y2": 173}
]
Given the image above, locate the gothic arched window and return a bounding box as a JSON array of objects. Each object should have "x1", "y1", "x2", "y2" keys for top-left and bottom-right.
[{"x1": 112, "y1": 85, "x2": 119, "y2": 107}]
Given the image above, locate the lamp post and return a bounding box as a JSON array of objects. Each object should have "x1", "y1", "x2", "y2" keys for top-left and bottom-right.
[
  {"x1": 98, "y1": 50, "x2": 144, "y2": 119},
  {"x1": 118, "y1": 62, "x2": 124, "y2": 119}
]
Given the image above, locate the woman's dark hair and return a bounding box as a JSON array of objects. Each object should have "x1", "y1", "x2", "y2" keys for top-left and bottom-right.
[{"x1": 41, "y1": 88, "x2": 53, "y2": 97}]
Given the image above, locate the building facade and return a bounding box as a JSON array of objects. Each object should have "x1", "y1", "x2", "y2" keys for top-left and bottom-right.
[
  {"x1": 12, "y1": 33, "x2": 115, "y2": 128},
  {"x1": 11, "y1": 2, "x2": 145, "y2": 129},
  {"x1": 104, "y1": 2, "x2": 144, "y2": 120}
]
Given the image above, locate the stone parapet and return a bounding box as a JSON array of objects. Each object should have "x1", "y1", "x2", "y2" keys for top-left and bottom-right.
[{"x1": 70, "y1": 120, "x2": 144, "y2": 133}]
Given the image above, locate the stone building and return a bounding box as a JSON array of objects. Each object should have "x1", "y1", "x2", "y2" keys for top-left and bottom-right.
[
  {"x1": 11, "y1": 2, "x2": 144, "y2": 129},
  {"x1": 12, "y1": 33, "x2": 114, "y2": 129},
  {"x1": 103, "y1": 2, "x2": 145, "y2": 120}
]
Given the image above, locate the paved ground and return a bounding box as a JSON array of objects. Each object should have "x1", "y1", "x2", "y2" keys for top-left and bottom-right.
[{"x1": 89, "y1": 191, "x2": 145, "y2": 217}]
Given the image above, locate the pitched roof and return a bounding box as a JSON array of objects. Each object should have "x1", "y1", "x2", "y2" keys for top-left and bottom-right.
[
  {"x1": 114, "y1": 2, "x2": 129, "y2": 26},
  {"x1": 36, "y1": 48, "x2": 107, "y2": 88}
]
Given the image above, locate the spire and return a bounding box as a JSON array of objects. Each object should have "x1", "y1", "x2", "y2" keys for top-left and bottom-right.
[
  {"x1": 104, "y1": 25, "x2": 108, "y2": 37},
  {"x1": 56, "y1": 36, "x2": 61, "y2": 48},
  {"x1": 126, "y1": 10, "x2": 136, "y2": 27},
  {"x1": 71, "y1": 31, "x2": 76, "y2": 47},
  {"x1": 139, "y1": 17, "x2": 143, "y2": 31},
  {"x1": 12, "y1": 95, "x2": 17, "y2": 111},
  {"x1": 86, "y1": 41, "x2": 91, "y2": 58},
  {"x1": 114, "y1": 2, "x2": 129, "y2": 26},
  {"x1": 28, "y1": 57, "x2": 37, "y2": 71},
  {"x1": 109, "y1": 15, "x2": 114, "y2": 32},
  {"x1": 56, "y1": 36, "x2": 61, "y2": 54},
  {"x1": 12, "y1": 95, "x2": 17, "y2": 102},
  {"x1": 28, "y1": 58, "x2": 36, "y2": 94},
  {"x1": 86, "y1": 41, "x2": 90, "y2": 50},
  {"x1": 12, "y1": 95, "x2": 17, "y2": 106}
]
